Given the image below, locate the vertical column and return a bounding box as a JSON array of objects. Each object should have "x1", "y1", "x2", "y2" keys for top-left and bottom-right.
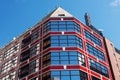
[{"x1": 40, "y1": 25, "x2": 43, "y2": 80}]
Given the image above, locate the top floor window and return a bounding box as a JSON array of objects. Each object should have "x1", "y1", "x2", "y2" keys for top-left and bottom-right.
[
  {"x1": 43, "y1": 21, "x2": 81, "y2": 35},
  {"x1": 84, "y1": 29, "x2": 102, "y2": 47},
  {"x1": 4, "y1": 44, "x2": 19, "y2": 60}
]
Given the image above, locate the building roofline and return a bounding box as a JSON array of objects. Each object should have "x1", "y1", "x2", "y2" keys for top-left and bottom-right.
[{"x1": 0, "y1": 7, "x2": 103, "y2": 50}]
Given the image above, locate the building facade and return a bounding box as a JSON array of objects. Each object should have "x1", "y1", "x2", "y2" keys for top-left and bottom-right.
[
  {"x1": 0, "y1": 7, "x2": 113, "y2": 80},
  {"x1": 104, "y1": 38, "x2": 120, "y2": 80}
]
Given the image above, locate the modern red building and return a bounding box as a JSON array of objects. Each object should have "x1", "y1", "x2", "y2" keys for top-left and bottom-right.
[{"x1": 0, "y1": 7, "x2": 113, "y2": 80}]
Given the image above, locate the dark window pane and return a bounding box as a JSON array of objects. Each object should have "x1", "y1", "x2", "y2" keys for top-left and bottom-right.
[
  {"x1": 91, "y1": 76, "x2": 100, "y2": 80},
  {"x1": 89, "y1": 58, "x2": 109, "y2": 78}
]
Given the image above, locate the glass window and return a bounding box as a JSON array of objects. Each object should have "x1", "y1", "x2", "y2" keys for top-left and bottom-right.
[
  {"x1": 70, "y1": 60, "x2": 78, "y2": 65},
  {"x1": 19, "y1": 59, "x2": 39, "y2": 79},
  {"x1": 42, "y1": 71, "x2": 50, "y2": 80},
  {"x1": 20, "y1": 43, "x2": 39, "y2": 62},
  {"x1": 61, "y1": 71, "x2": 70, "y2": 75},
  {"x1": 60, "y1": 52, "x2": 68, "y2": 56},
  {"x1": 29, "y1": 60, "x2": 39, "y2": 74},
  {"x1": 42, "y1": 51, "x2": 86, "y2": 67},
  {"x1": 51, "y1": 61, "x2": 59, "y2": 65},
  {"x1": 0, "y1": 54, "x2": 3, "y2": 63},
  {"x1": 1, "y1": 71, "x2": 16, "y2": 80},
  {"x1": 43, "y1": 37, "x2": 50, "y2": 49},
  {"x1": 22, "y1": 30, "x2": 40, "y2": 48},
  {"x1": 30, "y1": 77, "x2": 38, "y2": 80},
  {"x1": 89, "y1": 58, "x2": 109, "y2": 78},
  {"x1": 4, "y1": 44, "x2": 19, "y2": 59},
  {"x1": 61, "y1": 76, "x2": 70, "y2": 80},
  {"x1": 1, "y1": 57, "x2": 18, "y2": 74},
  {"x1": 43, "y1": 35, "x2": 83, "y2": 50},
  {"x1": 51, "y1": 35, "x2": 83, "y2": 49},
  {"x1": 43, "y1": 21, "x2": 81, "y2": 35},
  {"x1": 46, "y1": 70, "x2": 88, "y2": 80},
  {"x1": 84, "y1": 29, "x2": 102, "y2": 47},
  {"x1": 71, "y1": 76, "x2": 80, "y2": 80},
  {"x1": 71, "y1": 70, "x2": 80, "y2": 75},
  {"x1": 31, "y1": 30, "x2": 40, "y2": 42},
  {"x1": 60, "y1": 56, "x2": 68, "y2": 60},
  {"x1": 86, "y1": 43, "x2": 105, "y2": 62},
  {"x1": 51, "y1": 76, "x2": 60, "y2": 80},
  {"x1": 51, "y1": 56, "x2": 59, "y2": 60},
  {"x1": 69, "y1": 56, "x2": 78, "y2": 60},
  {"x1": 91, "y1": 76, "x2": 101, "y2": 80},
  {"x1": 51, "y1": 52, "x2": 59, "y2": 56},
  {"x1": 51, "y1": 71, "x2": 60, "y2": 75},
  {"x1": 51, "y1": 21, "x2": 58, "y2": 24}
]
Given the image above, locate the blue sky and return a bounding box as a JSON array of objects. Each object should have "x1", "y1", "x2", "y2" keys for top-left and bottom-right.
[{"x1": 0, "y1": 0, "x2": 120, "y2": 49}]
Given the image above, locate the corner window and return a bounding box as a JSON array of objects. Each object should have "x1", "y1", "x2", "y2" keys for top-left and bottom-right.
[
  {"x1": 42, "y1": 51, "x2": 86, "y2": 67},
  {"x1": 43, "y1": 21, "x2": 81, "y2": 35},
  {"x1": 43, "y1": 35, "x2": 83, "y2": 50},
  {"x1": 42, "y1": 70, "x2": 88, "y2": 80}
]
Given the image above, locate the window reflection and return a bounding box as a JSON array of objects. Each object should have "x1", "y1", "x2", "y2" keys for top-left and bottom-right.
[
  {"x1": 89, "y1": 58, "x2": 109, "y2": 78},
  {"x1": 86, "y1": 43, "x2": 105, "y2": 62},
  {"x1": 42, "y1": 70, "x2": 88, "y2": 80},
  {"x1": 43, "y1": 21, "x2": 81, "y2": 35},
  {"x1": 84, "y1": 29, "x2": 102, "y2": 47},
  {"x1": 43, "y1": 35, "x2": 83, "y2": 50},
  {"x1": 42, "y1": 51, "x2": 86, "y2": 67}
]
